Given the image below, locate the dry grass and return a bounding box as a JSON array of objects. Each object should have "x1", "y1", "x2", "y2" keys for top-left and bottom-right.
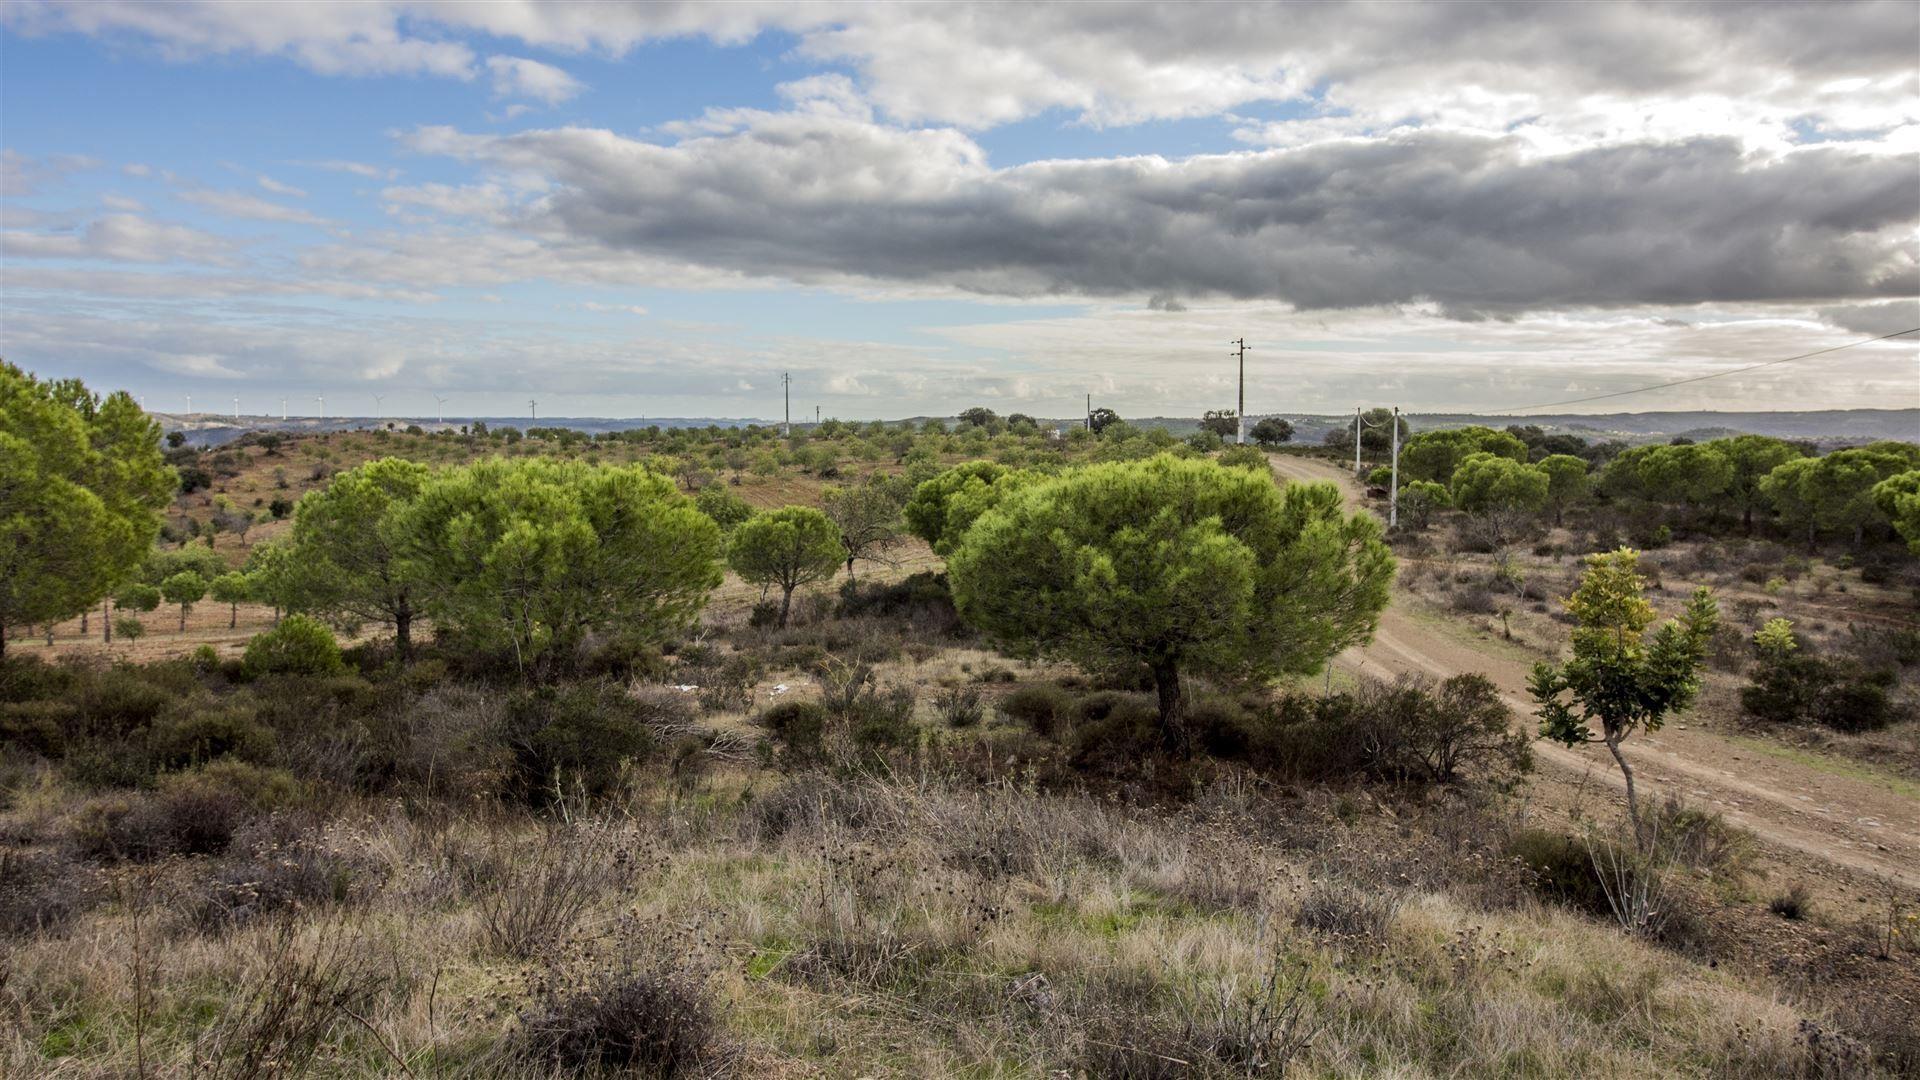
[{"x1": 2, "y1": 762, "x2": 1879, "y2": 1078}]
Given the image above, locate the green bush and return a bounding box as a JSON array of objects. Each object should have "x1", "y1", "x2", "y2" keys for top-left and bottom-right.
[
  {"x1": 242, "y1": 615, "x2": 346, "y2": 678},
  {"x1": 848, "y1": 684, "x2": 918, "y2": 752},
  {"x1": 159, "y1": 759, "x2": 303, "y2": 810},
  {"x1": 997, "y1": 684, "x2": 1076, "y2": 739},
  {"x1": 1506, "y1": 828, "x2": 1611, "y2": 917},
  {"x1": 757, "y1": 700, "x2": 831, "y2": 762},
  {"x1": 147, "y1": 698, "x2": 275, "y2": 770},
  {"x1": 504, "y1": 682, "x2": 655, "y2": 803},
  {"x1": 0, "y1": 700, "x2": 77, "y2": 756},
  {"x1": 114, "y1": 616, "x2": 147, "y2": 641}
]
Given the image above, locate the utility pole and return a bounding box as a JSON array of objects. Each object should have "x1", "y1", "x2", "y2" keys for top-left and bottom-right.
[
  {"x1": 1085, "y1": 392, "x2": 1092, "y2": 431},
  {"x1": 1389, "y1": 406, "x2": 1401, "y2": 530},
  {"x1": 1353, "y1": 406, "x2": 1363, "y2": 478},
  {"x1": 815, "y1": 404, "x2": 821, "y2": 425},
  {"x1": 529, "y1": 399, "x2": 537, "y2": 423},
  {"x1": 781, "y1": 373, "x2": 791, "y2": 436},
  {"x1": 1231, "y1": 338, "x2": 1249, "y2": 444}
]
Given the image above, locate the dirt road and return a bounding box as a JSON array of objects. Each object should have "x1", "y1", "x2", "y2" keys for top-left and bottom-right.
[{"x1": 1268, "y1": 452, "x2": 1920, "y2": 890}]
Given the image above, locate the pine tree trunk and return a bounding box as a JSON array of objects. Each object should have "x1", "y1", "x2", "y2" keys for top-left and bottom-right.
[
  {"x1": 779, "y1": 585, "x2": 795, "y2": 628},
  {"x1": 104, "y1": 599, "x2": 112, "y2": 644},
  {"x1": 395, "y1": 608, "x2": 412, "y2": 660},
  {"x1": 228, "y1": 602, "x2": 237, "y2": 629},
  {"x1": 1151, "y1": 658, "x2": 1190, "y2": 757}
]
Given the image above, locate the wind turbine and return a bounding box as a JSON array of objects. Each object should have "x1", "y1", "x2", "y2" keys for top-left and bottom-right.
[
  {"x1": 232, "y1": 397, "x2": 240, "y2": 424},
  {"x1": 281, "y1": 397, "x2": 288, "y2": 421},
  {"x1": 185, "y1": 393, "x2": 193, "y2": 416},
  {"x1": 373, "y1": 393, "x2": 385, "y2": 417},
  {"x1": 316, "y1": 395, "x2": 325, "y2": 423},
  {"x1": 434, "y1": 394, "x2": 448, "y2": 425}
]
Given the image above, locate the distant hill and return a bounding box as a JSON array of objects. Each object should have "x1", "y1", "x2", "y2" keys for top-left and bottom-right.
[{"x1": 156, "y1": 408, "x2": 1916, "y2": 449}]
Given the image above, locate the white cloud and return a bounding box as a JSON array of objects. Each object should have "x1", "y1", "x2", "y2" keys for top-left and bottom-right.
[
  {"x1": 485, "y1": 55, "x2": 584, "y2": 105},
  {"x1": 301, "y1": 158, "x2": 400, "y2": 180},
  {"x1": 1, "y1": 213, "x2": 234, "y2": 264},
  {"x1": 257, "y1": 174, "x2": 308, "y2": 197},
  {"x1": 181, "y1": 189, "x2": 329, "y2": 225},
  {"x1": 573, "y1": 301, "x2": 648, "y2": 316}
]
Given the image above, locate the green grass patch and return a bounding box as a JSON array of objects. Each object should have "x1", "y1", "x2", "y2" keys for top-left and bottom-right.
[{"x1": 1722, "y1": 734, "x2": 1920, "y2": 800}]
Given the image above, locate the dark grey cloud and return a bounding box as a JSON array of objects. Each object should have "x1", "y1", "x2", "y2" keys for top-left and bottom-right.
[
  {"x1": 1818, "y1": 299, "x2": 1920, "y2": 336},
  {"x1": 408, "y1": 122, "x2": 1918, "y2": 315}
]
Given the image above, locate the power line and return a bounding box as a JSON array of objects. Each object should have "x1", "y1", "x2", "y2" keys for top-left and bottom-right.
[{"x1": 1494, "y1": 328, "x2": 1919, "y2": 414}]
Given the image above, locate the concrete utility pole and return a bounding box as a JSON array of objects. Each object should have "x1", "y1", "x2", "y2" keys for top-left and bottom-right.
[
  {"x1": 1389, "y1": 406, "x2": 1402, "y2": 530},
  {"x1": 782, "y1": 373, "x2": 792, "y2": 436},
  {"x1": 1232, "y1": 338, "x2": 1249, "y2": 444},
  {"x1": 1354, "y1": 406, "x2": 1363, "y2": 477}
]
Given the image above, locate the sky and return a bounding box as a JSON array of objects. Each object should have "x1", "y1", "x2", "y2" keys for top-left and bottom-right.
[{"x1": 2, "y1": 1, "x2": 1917, "y2": 422}]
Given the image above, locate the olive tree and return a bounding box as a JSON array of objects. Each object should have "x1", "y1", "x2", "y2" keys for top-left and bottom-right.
[
  {"x1": 949, "y1": 454, "x2": 1394, "y2": 754},
  {"x1": 404, "y1": 459, "x2": 723, "y2": 678},
  {"x1": 1531, "y1": 549, "x2": 1717, "y2": 851},
  {"x1": 728, "y1": 507, "x2": 844, "y2": 627},
  {"x1": 821, "y1": 477, "x2": 907, "y2": 578}
]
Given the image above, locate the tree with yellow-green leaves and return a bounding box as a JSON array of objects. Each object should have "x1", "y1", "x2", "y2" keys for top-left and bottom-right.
[
  {"x1": 1531, "y1": 549, "x2": 1717, "y2": 851},
  {"x1": 1, "y1": 363, "x2": 173, "y2": 656}
]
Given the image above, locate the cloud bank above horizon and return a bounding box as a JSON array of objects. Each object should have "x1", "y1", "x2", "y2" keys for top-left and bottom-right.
[{"x1": 3, "y1": 1, "x2": 1916, "y2": 418}]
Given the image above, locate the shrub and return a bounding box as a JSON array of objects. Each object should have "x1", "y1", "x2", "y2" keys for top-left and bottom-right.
[
  {"x1": 758, "y1": 700, "x2": 831, "y2": 763},
  {"x1": 1355, "y1": 674, "x2": 1532, "y2": 786},
  {"x1": 847, "y1": 683, "x2": 917, "y2": 753},
  {"x1": 519, "y1": 967, "x2": 723, "y2": 1076},
  {"x1": 998, "y1": 684, "x2": 1076, "y2": 739},
  {"x1": 242, "y1": 615, "x2": 346, "y2": 679},
  {"x1": 1, "y1": 699, "x2": 77, "y2": 755},
  {"x1": 0, "y1": 850, "x2": 100, "y2": 937},
  {"x1": 1770, "y1": 884, "x2": 1811, "y2": 921},
  {"x1": 148, "y1": 698, "x2": 275, "y2": 770},
  {"x1": 67, "y1": 787, "x2": 246, "y2": 862},
  {"x1": 1294, "y1": 876, "x2": 1403, "y2": 941},
  {"x1": 114, "y1": 615, "x2": 147, "y2": 640},
  {"x1": 934, "y1": 685, "x2": 985, "y2": 728},
  {"x1": 504, "y1": 682, "x2": 656, "y2": 803},
  {"x1": 160, "y1": 759, "x2": 303, "y2": 810},
  {"x1": 1506, "y1": 828, "x2": 1611, "y2": 917}
]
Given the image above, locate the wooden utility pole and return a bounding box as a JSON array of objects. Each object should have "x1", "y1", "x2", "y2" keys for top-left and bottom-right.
[{"x1": 1231, "y1": 338, "x2": 1249, "y2": 444}]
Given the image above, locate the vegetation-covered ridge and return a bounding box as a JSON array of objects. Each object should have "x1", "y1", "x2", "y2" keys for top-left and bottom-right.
[{"x1": 4, "y1": 371, "x2": 1919, "y2": 1077}]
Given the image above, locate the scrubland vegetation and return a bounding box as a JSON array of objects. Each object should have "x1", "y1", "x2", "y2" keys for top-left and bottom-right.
[{"x1": 5, "y1": 364, "x2": 1920, "y2": 1077}]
